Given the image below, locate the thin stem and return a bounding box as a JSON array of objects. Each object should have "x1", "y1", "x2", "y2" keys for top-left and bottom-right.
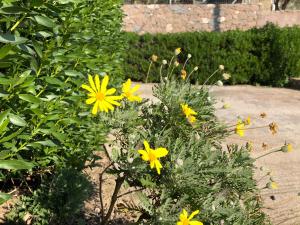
[
  {"x1": 167, "y1": 55, "x2": 175, "y2": 76},
  {"x1": 200, "y1": 69, "x2": 219, "y2": 90},
  {"x1": 99, "y1": 162, "x2": 113, "y2": 221},
  {"x1": 186, "y1": 69, "x2": 195, "y2": 81},
  {"x1": 101, "y1": 176, "x2": 125, "y2": 225},
  {"x1": 182, "y1": 57, "x2": 190, "y2": 70},
  {"x1": 117, "y1": 187, "x2": 145, "y2": 199},
  {"x1": 255, "y1": 149, "x2": 281, "y2": 160},
  {"x1": 159, "y1": 64, "x2": 163, "y2": 82},
  {"x1": 145, "y1": 61, "x2": 153, "y2": 83},
  {"x1": 10, "y1": 14, "x2": 27, "y2": 32}
]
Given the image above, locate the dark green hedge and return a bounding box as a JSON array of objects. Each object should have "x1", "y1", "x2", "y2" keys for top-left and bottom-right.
[{"x1": 124, "y1": 24, "x2": 300, "y2": 86}]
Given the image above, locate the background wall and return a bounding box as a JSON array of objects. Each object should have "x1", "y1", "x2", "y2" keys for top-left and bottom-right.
[{"x1": 122, "y1": 4, "x2": 300, "y2": 33}]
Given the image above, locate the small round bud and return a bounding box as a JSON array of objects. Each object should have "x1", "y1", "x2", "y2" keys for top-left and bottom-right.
[
  {"x1": 174, "y1": 61, "x2": 179, "y2": 67},
  {"x1": 151, "y1": 54, "x2": 158, "y2": 62},
  {"x1": 216, "y1": 80, "x2": 223, "y2": 86},
  {"x1": 222, "y1": 73, "x2": 231, "y2": 80},
  {"x1": 187, "y1": 53, "x2": 192, "y2": 58},
  {"x1": 162, "y1": 59, "x2": 167, "y2": 65},
  {"x1": 194, "y1": 66, "x2": 199, "y2": 71},
  {"x1": 219, "y1": 65, "x2": 224, "y2": 70}
]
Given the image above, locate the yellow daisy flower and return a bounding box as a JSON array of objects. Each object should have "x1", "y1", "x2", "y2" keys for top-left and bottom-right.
[
  {"x1": 177, "y1": 209, "x2": 203, "y2": 225},
  {"x1": 138, "y1": 140, "x2": 168, "y2": 175},
  {"x1": 181, "y1": 104, "x2": 197, "y2": 123},
  {"x1": 235, "y1": 119, "x2": 245, "y2": 137},
  {"x1": 122, "y1": 79, "x2": 142, "y2": 102},
  {"x1": 244, "y1": 116, "x2": 251, "y2": 125},
  {"x1": 181, "y1": 69, "x2": 187, "y2": 80},
  {"x1": 175, "y1": 47, "x2": 181, "y2": 55},
  {"x1": 81, "y1": 74, "x2": 123, "y2": 114}
]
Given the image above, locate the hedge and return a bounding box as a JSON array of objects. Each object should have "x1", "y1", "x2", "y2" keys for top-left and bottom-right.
[{"x1": 124, "y1": 23, "x2": 300, "y2": 86}]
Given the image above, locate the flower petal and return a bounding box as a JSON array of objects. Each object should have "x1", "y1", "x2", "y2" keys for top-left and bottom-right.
[
  {"x1": 189, "y1": 221, "x2": 203, "y2": 225},
  {"x1": 188, "y1": 210, "x2": 200, "y2": 220},
  {"x1": 101, "y1": 75, "x2": 109, "y2": 93},
  {"x1": 103, "y1": 101, "x2": 114, "y2": 112},
  {"x1": 92, "y1": 101, "x2": 98, "y2": 115},
  {"x1": 177, "y1": 222, "x2": 183, "y2": 225},
  {"x1": 138, "y1": 150, "x2": 149, "y2": 161},
  {"x1": 128, "y1": 95, "x2": 142, "y2": 102},
  {"x1": 180, "y1": 209, "x2": 188, "y2": 221},
  {"x1": 98, "y1": 101, "x2": 105, "y2": 112},
  {"x1": 95, "y1": 74, "x2": 100, "y2": 92},
  {"x1": 81, "y1": 84, "x2": 95, "y2": 93},
  {"x1": 131, "y1": 84, "x2": 140, "y2": 93},
  {"x1": 106, "y1": 88, "x2": 116, "y2": 95},
  {"x1": 86, "y1": 97, "x2": 96, "y2": 105},
  {"x1": 150, "y1": 160, "x2": 155, "y2": 169},
  {"x1": 88, "y1": 75, "x2": 97, "y2": 92},
  {"x1": 122, "y1": 79, "x2": 131, "y2": 93},
  {"x1": 143, "y1": 140, "x2": 150, "y2": 152},
  {"x1": 105, "y1": 98, "x2": 121, "y2": 106},
  {"x1": 155, "y1": 160, "x2": 162, "y2": 174},
  {"x1": 155, "y1": 148, "x2": 168, "y2": 158}
]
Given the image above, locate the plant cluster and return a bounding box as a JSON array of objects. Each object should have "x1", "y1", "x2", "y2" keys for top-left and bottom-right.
[
  {"x1": 74, "y1": 50, "x2": 273, "y2": 225},
  {"x1": 0, "y1": 0, "x2": 124, "y2": 204},
  {"x1": 124, "y1": 23, "x2": 300, "y2": 86}
]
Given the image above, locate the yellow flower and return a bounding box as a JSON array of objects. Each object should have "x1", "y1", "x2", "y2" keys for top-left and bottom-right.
[
  {"x1": 222, "y1": 103, "x2": 230, "y2": 109},
  {"x1": 181, "y1": 104, "x2": 197, "y2": 124},
  {"x1": 268, "y1": 181, "x2": 278, "y2": 190},
  {"x1": 151, "y1": 54, "x2": 158, "y2": 62},
  {"x1": 175, "y1": 47, "x2": 181, "y2": 55},
  {"x1": 181, "y1": 69, "x2": 187, "y2": 80},
  {"x1": 177, "y1": 209, "x2": 203, "y2": 225},
  {"x1": 122, "y1": 79, "x2": 142, "y2": 102},
  {"x1": 138, "y1": 140, "x2": 168, "y2": 174},
  {"x1": 269, "y1": 122, "x2": 278, "y2": 135},
  {"x1": 281, "y1": 143, "x2": 293, "y2": 153},
  {"x1": 235, "y1": 119, "x2": 245, "y2": 137},
  {"x1": 81, "y1": 75, "x2": 123, "y2": 114},
  {"x1": 244, "y1": 116, "x2": 251, "y2": 125}
]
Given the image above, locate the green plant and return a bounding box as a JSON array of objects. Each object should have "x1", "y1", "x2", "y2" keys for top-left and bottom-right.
[
  {"x1": 6, "y1": 168, "x2": 93, "y2": 225},
  {"x1": 0, "y1": 0, "x2": 124, "y2": 192},
  {"x1": 76, "y1": 53, "x2": 272, "y2": 225},
  {"x1": 123, "y1": 24, "x2": 300, "y2": 86}
]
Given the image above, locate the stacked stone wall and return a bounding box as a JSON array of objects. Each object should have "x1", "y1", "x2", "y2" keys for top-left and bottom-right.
[{"x1": 122, "y1": 4, "x2": 300, "y2": 33}]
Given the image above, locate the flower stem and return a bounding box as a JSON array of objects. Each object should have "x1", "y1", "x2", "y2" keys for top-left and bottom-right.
[{"x1": 145, "y1": 61, "x2": 153, "y2": 83}]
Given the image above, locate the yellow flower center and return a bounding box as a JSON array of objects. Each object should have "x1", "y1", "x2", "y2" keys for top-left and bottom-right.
[
  {"x1": 148, "y1": 152, "x2": 157, "y2": 162},
  {"x1": 96, "y1": 92, "x2": 105, "y2": 101},
  {"x1": 124, "y1": 91, "x2": 131, "y2": 98},
  {"x1": 182, "y1": 218, "x2": 189, "y2": 225}
]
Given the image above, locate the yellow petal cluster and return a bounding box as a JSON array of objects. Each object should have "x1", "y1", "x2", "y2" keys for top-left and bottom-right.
[
  {"x1": 81, "y1": 75, "x2": 123, "y2": 114},
  {"x1": 181, "y1": 104, "x2": 197, "y2": 124},
  {"x1": 235, "y1": 119, "x2": 245, "y2": 137},
  {"x1": 138, "y1": 140, "x2": 168, "y2": 174},
  {"x1": 175, "y1": 47, "x2": 181, "y2": 55},
  {"x1": 181, "y1": 69, "x2": 187, "y2": 80},
  {"x1": 177, "y1": 209, "x2": 203, "y2": 225},
  {"x1": 122, "y1": 79, "x2": 142, "y2": 102}
]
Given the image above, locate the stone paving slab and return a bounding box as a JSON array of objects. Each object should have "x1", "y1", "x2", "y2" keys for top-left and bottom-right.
[{"x1": 137, "y1": 83, "x2": 300, "y2": 225}]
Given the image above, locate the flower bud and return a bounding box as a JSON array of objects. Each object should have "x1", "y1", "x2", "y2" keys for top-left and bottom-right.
[
  {"x1": 151, "y1": 54, "x2": 158, "y2": 62},
  {"x1": 194, "y1": 66, "x2": 199, "y2": 71},
  {"x1": 222, "y1": 73, "x2": 231, "y2": 80},
  {"x1": 187, "y1": 53, "x2": 192, "y2": 58},
  {"x1": 216, "y1": 80, "x2": 223, "y2": 86},
  {"x1": 162, "y1": 59, "x2": 167, "y2": 65},
  {"x1": 175, "y1": 47, "x2": 181, "y2": 55},
  {"x1": 281, "y1": 143, "x2": 292, "y2": 153},
  {"x1": 219, "y1": 65, "x2": 224, "y2": 70}
]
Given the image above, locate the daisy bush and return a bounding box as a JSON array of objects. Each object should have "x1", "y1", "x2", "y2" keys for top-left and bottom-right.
[{"x1": 79, "y1": 50, "x2": 275, "y2": 225}]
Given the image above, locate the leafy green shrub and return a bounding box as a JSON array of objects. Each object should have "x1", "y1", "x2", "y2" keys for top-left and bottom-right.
[
  {"x1": 124, "y1": 23, "x2": 300, "y2": 86},
  {"x1": 6, "y1": 168, "x2": 93, "y2": 225},
  {"x1": 0, "y1": 0, "x2": 124, "y2": 198}
]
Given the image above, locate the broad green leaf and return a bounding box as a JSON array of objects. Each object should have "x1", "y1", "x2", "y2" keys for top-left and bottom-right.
[
  {"x1": 0, "y1": 110, "x2": 10, "y2": 125},
  {"x1": 36, "y1": 140, "x2": 56, "y2": 147},
  {"x1": 0, "y1": 45, "x2": 12, "y2": 59},
  {"x1": 0, "y1": 159, "x2": 34, "y2": 170},
  {"x1": 0, "y1": 119, "x2": 9, "y2": 134},
  {"x1": 19, "y1": 94, "x2": 41, "y2": 104},
  {"x1": 32, "y1": 41, "x2": 42, "y2": 58},
  {"x1": 64, "y1": 70, "x2": 83, "y2": 77},
  {"x1": 0, "y1": 150, "x2": 11, "y2": 160},
  {"x1": 34, "y1": 15, "x2": 55, "y2": 28},
  {"x1": 45, "y1": 77, "x2": 65, "y2": 87},
  {"x1": 0, "y1": 77, "x2": 11, "y2": 85},
  {"x1": 18, "y1": 44, "x2": 36, "y2": 56},
  {"x1": 0, "y1": 6, "x2": 29, "y2": 14},
  {"x1": 0, "y1": 192, "x2": 11, "y2": 205},
  {"x1": 0, "y1": 34, "x2": 28, "y2": 44},
  {"x1": 9, "y1": 114, "x2": 27, "y2": 127},
  {"x1": 35, "y1": 31, "x2": 53, "y2": 38},
  {"x1": 0, "y1": 127, "x2": 25, "y2": 143}
]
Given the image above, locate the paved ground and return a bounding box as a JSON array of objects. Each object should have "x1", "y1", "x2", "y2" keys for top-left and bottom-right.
[{"x1": 138, "y1": 83, "x2": 300, "y2": 225}]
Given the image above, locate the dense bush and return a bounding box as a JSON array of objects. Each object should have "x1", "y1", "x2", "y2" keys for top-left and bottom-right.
[
  {"x1": 0, "y1": 0, "x2": 124, "y2": 202},
  {"x1": 124, "y1": 23, "x2": 300, "y2": 86}
]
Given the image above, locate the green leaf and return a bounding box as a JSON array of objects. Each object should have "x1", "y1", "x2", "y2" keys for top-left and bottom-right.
[
  {"x1": 0, "y1": 127, "x2": 25, "y2": 143},
  {"x1": 32, "y1": 41, "x2": 42, "y2": 58},
  {"x1": 35, "y1": 31, "x2": 53, "y2": 38},
  {"x1": 36, "y1": 140, "x2": 57, "y2": 147},
  {"x1": 9, "y1": 114, "x2": 27, "y2": 127},
  {"x1": 0, "y1": 150, "x2": 11, "y2": 160},
  {"x1": 0, "y1": 119, "x2": 9, "y2": 134},
  {"x1": 0, "y1": 34, "x2": 28, "y2": 44},
  {"x1": 0, "y1": 45, "x2": 12, "y2": 59},
  {"x1": 0, "y1": 110, "x2": 10, "y2": 125},
  {"x1": 0, "y1": 6, "x2": 29, "y2": 14},
  {"x1": 45, "y1": 77, "x2": 65, "y2": 87},
  {"x1": 0, "y1": 192, "x2": 11, "y2": 205},
  {"x1": 0, "y1": 77, "x2": 11, "y2": 85},
  {"x1": 19, "y1": 94, "x2": 41, "y2": 104},
  {"x1": 34, "y1": 15, "x2": 55, "y2": 28},
  {"x1": 64, "y1": 70, "x2": 83, "y2": 77},
  {"x1": 0, "y1": 159, "x2": 34, "y2": 170}
]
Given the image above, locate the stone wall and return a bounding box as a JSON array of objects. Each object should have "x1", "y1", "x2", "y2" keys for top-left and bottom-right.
[{"x1": 122, "y1": 4, "x2": 300, "y2": 34}]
